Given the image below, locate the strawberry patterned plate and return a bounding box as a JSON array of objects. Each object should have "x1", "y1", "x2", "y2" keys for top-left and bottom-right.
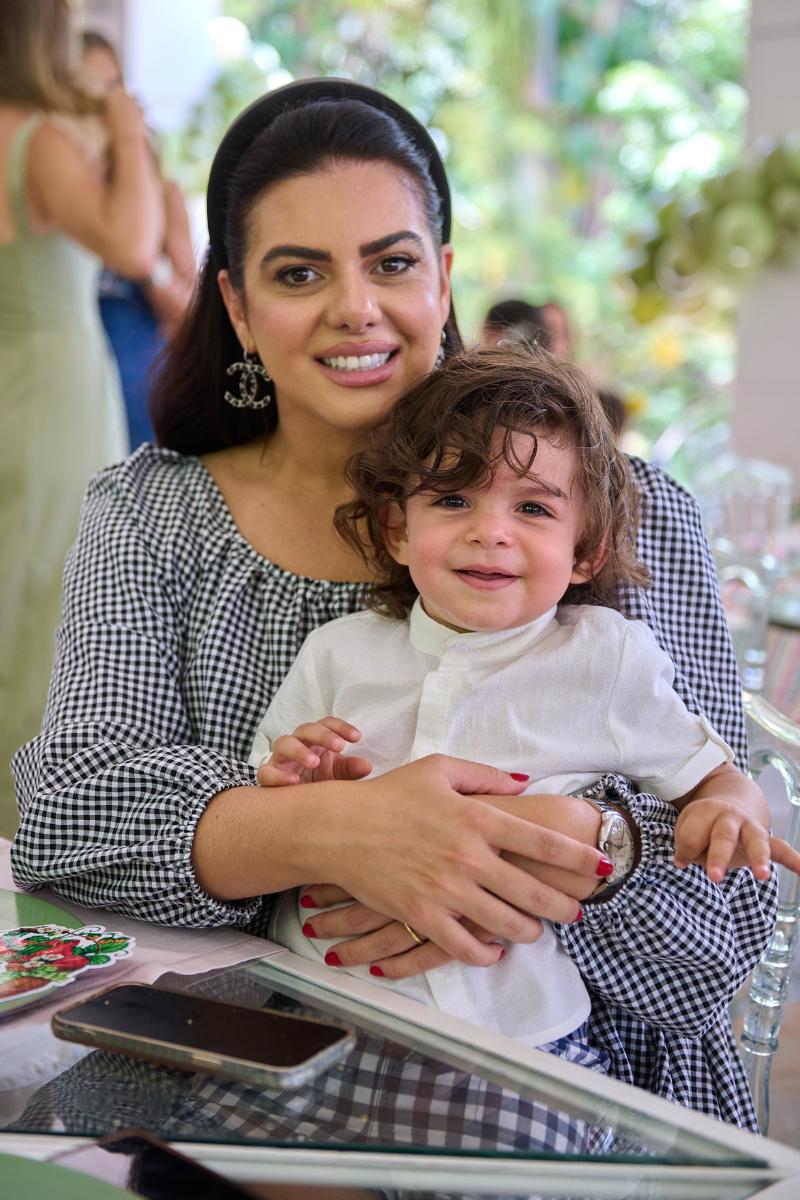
[{"x1": 0, "y1": 923, "x2": 135, "y2": 1017}]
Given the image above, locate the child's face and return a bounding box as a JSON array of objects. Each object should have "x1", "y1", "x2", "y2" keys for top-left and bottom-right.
[{"x1": 385, "y1": 430, "x2": 601, "y2": 633}]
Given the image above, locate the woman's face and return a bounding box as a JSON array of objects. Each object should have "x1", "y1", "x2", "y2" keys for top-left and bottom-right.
[
  {"x1": 80, "y1": 46, "x2": 123, "y2": 94},
  {"x1": 218, "y1": 160, "x2": 452, "y2": 437}
]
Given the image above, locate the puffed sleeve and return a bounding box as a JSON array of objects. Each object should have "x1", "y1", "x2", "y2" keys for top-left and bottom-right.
[
  {"x1": 558, "y1": 776, "x2": 777, "y2": 1038},
  {"x1": 11, "y1": 473, "x2": 262, "y2": 928}
]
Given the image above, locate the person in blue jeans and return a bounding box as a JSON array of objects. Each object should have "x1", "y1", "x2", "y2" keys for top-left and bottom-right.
[{"x1": 81, "y1": 30, "x2": 196, "y2": 447}]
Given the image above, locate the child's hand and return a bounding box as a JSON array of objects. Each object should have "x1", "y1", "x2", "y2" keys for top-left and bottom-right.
[
  {"x1": 256, "y1": 717, "x2": 372, "y2": 787},
  {"x1": 674, "y1": 797, "x2": 800, "y2": 883}
]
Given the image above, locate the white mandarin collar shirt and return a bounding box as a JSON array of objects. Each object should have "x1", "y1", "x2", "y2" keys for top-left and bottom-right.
[{"x1": 253, "y1": 598, "x2": 732, "y2": 1048}]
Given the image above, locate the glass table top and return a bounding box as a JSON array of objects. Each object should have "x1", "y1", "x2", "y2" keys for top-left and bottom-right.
[{"x1": 3, "y1": 952, "x2": 800, "y2": 1198}]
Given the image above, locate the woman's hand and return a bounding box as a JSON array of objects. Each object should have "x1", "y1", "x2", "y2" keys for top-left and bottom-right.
[
  {"x1": 104, "y1": 87, "x2": 148, "y2": 143},
  {"x1": 302, "y1": 886, "x2": 513, "y2": 979},
  {"x1": 195, "y1": 756, "x2": 608, "y2": 964},
  {"x1": 325, "y1": 756, "x2": 607, "y2": 965},
  {"x1": 281, "y1": 760, "x2": 612, "y2": 969},
  {"x1": 299, "y1": 791, "x2": 611, "y2": 978},
  {"x1": 483, "y1": 793, "x2": 607, "y2": 899}
]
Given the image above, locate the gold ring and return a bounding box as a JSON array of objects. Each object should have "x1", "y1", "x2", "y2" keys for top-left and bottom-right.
[{"x1": 402, "y1": 921, "x2": 426, "y2": 946}]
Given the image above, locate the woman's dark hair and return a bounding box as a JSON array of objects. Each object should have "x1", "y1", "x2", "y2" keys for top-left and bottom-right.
[
  {"x1": 151, "y1": 87, "x2": 461, "y2": 454},
  {"x1": 80, "y1": 30, "x2": 119, "y2": 60},
  {"x1": 334, "y1": 344, "x2": 650, "y2": 619}
]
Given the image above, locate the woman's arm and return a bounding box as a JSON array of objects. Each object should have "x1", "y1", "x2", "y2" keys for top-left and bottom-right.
[
  {"x1": 26, "y1": 89, "x2": 162, "y2": 277},
  {"x1": 143, "y1": 178, "x2": 196, "y2": 337},
  {"x1": 401, "y1": 782, "x2": 774, "y2": 1035},
  {"x1": 11, "y1": 475, "x2": 261, "y2": 927}
]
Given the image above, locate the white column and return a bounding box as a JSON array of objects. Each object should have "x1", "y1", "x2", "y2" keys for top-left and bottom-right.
[
  {"x1": 733, "y1": 0, "x2": 800, "y2": 494},
  {"x1": 122, "y1": 0, "x2": 222, "y2": 132},
  {"x1": 78, "y1": 0, "x2": 222, "y2": 132}
]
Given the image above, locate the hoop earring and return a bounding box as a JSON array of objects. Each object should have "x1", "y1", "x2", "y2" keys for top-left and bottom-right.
[
  {"x1": 224, "y1": 350, "x2": 273, "y2": 409},
  {"x1": 435, "y1": 328, "x2": 446, "y2": 369}
]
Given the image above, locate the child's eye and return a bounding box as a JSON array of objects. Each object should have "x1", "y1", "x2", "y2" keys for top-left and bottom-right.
[
  {"x1": 519, "y1": 501, "x2": 551, "y2": 516},
  {"x1": 275, "y1": 265, "x2": 321, "y2": 288},
  {"x1": 434, "y1": 494, "x2": 468, "y2": 509},
  {"x1": 375, "y1": 254, "x2": 418, "y2": 276}
]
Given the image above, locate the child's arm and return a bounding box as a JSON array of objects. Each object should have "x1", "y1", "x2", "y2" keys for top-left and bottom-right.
[
  {"x1": 672, "y1": 762, "x2": 800, "y2": 881},
  {"x1": 605, "y1": 618, "x2": 800, "y2": 882},
  {"x1": 256, "y1": 717, "x2": 372, "y2": 786}
]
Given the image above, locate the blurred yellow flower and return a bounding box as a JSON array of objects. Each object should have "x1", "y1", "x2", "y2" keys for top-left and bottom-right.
[
  {"x1": 624, "y1": 390, "x2": 648, "y2": 417},
  {"x1": 650, "y1": 334, "x2": 685, "y2": 368}
]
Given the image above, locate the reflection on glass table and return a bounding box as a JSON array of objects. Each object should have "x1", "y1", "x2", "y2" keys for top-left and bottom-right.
[{"x1": 4, "y1": 952, "x2": 800, "y2": 1198}]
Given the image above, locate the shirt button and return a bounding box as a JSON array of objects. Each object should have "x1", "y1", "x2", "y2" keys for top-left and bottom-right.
[{"x1": 436, "y1": 677, "x2": 450, "y2": 690}]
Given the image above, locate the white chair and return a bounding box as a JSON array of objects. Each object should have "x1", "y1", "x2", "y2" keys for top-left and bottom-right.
[
  {"x1": 738, "y1": 690, "x2": 800, "y2": 1134},
  {"x1": 695, "y1": 454, "x2": 794, "y2": 559},
  {"x1": 713, "y1": 541, "x2": 780, "y2": 693}
]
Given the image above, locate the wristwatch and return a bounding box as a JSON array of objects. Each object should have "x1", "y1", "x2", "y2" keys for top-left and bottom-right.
[{"x1": 584, "y1": 796, "x2": 638, "y2": 902}]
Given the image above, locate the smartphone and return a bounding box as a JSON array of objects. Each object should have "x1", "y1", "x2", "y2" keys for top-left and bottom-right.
[
  {"x1": 51, "y1": 983, "x2": 355, "y2": 1089},
  {"x1": 51, "y1": 1128, "x2": 258, "y2": 1199}
]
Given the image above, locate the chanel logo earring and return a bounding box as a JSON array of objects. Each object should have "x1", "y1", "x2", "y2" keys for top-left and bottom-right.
[
  {"x1": 435, "y1": 328, "x2": 446, "y2": 368},
  {"x1": 224, "y1": 350, "x2": 273, "y2": 409}
]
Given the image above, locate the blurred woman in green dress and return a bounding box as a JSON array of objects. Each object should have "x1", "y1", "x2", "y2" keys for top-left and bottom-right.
[{"x1": 0, "y1": 0, "x2": 162, "y2": 834}]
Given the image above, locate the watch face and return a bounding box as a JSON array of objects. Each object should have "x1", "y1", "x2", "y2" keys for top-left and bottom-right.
[{"x1": 600, "y1": 812, "x2": 636, "y2": 882}]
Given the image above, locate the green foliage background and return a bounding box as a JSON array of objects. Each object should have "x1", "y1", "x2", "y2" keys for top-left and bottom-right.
[{"x1": 164, "y1": 0, "x2": 751, "y2": 450}]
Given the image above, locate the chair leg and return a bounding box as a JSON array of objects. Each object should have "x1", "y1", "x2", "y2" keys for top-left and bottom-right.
[{"x1": 739, "y1": 746, "x2": 800, "y2": 1134}]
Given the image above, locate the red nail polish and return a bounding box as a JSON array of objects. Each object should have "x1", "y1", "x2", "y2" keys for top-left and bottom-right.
[
  {"x1": 596, "y1": 857, "x2": 614, "y2": 877},
  {"x1": 324, "y1": 950, "x2": 342, "y2": 967},
  {"x1": 575, "y1": 907, "x2": 583, "y2": 921},
  {"x1": 300, "y1": 893, "x2": 317, "y2": 909},
  {"x1": 301, "y1": 922, "x2": 317, "y2": 938},
  {"x1": 369, "y1": 965, "x2": 385, "y2": 977},
  {"x1": 498, "y1": 948, "x2": 506, "y2": 959},
  {"x1": 510, "y1": 772, "x2": 530, "y2": 782}
]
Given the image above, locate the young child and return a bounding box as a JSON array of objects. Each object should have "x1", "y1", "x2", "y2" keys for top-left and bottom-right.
[{"x1": 248, "y1": 345, "x2": 760, "y2": 1064}]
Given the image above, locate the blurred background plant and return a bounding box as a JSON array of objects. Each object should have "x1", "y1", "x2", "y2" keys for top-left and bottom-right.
[
  {"x1": 628, "y1": 131, "x2": 800, "y2": 319},
  {"x1": 162, "y1": 0, "x2": 754, "y2": 455}
]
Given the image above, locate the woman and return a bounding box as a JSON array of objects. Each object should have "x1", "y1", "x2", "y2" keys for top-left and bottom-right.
[
  {"x1": 80, "y1": 29, "x2": 196, "y2": 448},
  {"x1": 0, "y1": 0, "x2": 162, "y2": 835},
  {"x1": 10, "y1": 79, "x2": 780, "y2": 1129}
]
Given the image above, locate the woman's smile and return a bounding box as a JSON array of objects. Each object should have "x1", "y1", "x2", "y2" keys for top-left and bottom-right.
[{"x1": 315, "y1": 339, "x2": 400, "y2": 387}]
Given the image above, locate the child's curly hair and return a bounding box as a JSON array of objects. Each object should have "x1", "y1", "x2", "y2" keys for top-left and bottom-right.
[{"x1": 334, "y1": 344, "x2": 650, "y2": 619}]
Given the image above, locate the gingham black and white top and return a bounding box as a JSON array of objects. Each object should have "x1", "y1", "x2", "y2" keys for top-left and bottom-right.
[{"x1": 11, "y1": 445, "x2": 775, "y2": 1130}]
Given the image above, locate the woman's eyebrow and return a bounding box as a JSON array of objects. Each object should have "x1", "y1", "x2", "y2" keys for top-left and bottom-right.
[
  {"x1": 360, "y1": 230, "x2": 425, "y2": 255},
  {"x1": 260, "y1": 231, "x2": 425, "y2": 270},
  {"x1": 261, "y1": 244, "x2": 331, "y2": 266}
]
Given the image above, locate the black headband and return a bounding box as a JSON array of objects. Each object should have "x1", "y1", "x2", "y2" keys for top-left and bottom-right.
[{"x1": 206, "y1": 77, "x2": 452, "y2": 270}]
